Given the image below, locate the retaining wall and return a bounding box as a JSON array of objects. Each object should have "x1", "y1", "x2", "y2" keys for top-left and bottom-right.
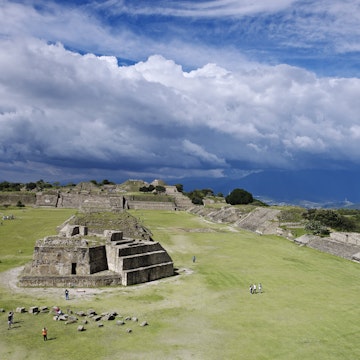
[{"x1": 19, "y1": 274, "x2": 122, "y2": 287}]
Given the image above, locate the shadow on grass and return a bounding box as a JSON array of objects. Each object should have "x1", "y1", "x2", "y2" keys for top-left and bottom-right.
[{"x1": 46, "y1": 337, "x2": 57, "y2": 341}]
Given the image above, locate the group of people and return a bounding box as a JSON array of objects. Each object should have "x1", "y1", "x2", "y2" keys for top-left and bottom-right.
[{"x1": 249, "y1": 283, "x2": 262, "y2": 294}]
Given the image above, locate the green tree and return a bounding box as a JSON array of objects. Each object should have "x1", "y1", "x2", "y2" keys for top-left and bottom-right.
[
  {"x1": 303, "y1": 209, "x2": 356, "y2": 232},
  {"x1": 225, "y1": 188, "x2": 253, "y2": 205},
  {"x1": 16, "y1": 200, "x2": 25, "y2": 208},
  {"x1": 175, "y1": 184, "x2": 183, "y2": 193},
  {"x1": 25, "y1": 182, "x2": 37, "y2": 191},
  {"x1": 305, "y1": 220, "x2": 330, "y2": 236},
  {"x1": 155, "y1": 185, "x2": 166, "y2": 193}
]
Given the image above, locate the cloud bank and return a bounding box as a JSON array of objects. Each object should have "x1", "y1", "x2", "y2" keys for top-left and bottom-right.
[
  {"x1": 1, "y1": 0, "x2": 360, "y2": 186},
  {"x1": 1, "y1": 35, "x2": 360, "y2": 183}
]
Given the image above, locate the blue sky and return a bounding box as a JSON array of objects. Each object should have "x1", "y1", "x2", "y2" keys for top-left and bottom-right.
[{"x1": 1, "y1": 0, "x2": 360, "y2": 199}]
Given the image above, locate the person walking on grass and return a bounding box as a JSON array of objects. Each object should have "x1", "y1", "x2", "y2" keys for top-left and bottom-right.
[
  {"x1": 65, "y1": 289, "x2": 69, "y2": 300},
  {"x1": 42, "y1": 327, "x2": 48, "y2": 341},
  {"x1": 7, "y1": 311, "x2": 13, "y2": 329}
]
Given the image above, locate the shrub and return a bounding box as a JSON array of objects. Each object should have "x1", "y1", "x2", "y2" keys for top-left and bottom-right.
[{"x1": 225, "y1": 188, "x2": 253, "y2": 205}]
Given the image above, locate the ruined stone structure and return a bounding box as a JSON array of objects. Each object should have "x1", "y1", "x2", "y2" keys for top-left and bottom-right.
[
  {"x1": 20, "y1": 225, "x2": 174, "y2": 287},
  {"x1": 0, "y1": 184, "x2": 193, "y2": 211}
]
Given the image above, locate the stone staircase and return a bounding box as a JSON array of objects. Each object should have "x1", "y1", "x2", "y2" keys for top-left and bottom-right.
[
  {"x1": 304, "y1": 237, "x2": 360, "y2": 260},
  {"x1": 106, "y1": 238, "x2": 174, "y2": 286},
  {"x1": 173, "y1": 192, "x2": 193, "y2": 210},
  {"x1": 234, "y1": 207, "x2": 281, "y2": 233}
]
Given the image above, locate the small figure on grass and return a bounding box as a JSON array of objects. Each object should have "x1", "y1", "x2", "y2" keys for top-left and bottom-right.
[
  {"x1": 258, "y1": 283, "x2": 262, "y2": 293},
  {"x1": 7, "y1": 311, "x2": 13, "y2": 329},
  {"x1": 65, "y1": 289, "x2": 69, "y2": 300},
  {"x1": 42, "y1": 327, "x2": 48, "y2": 341},
  {"x1": 192, "y1": 255, "x2": 196, "y2": 263}
]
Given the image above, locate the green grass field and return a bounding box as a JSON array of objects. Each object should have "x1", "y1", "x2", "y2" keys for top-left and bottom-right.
[{"x1": 1, "y1": 208, "x2": 360, "y2": 359}]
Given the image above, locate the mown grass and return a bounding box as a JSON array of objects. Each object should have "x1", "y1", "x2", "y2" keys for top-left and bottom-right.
[
  {"x1": 1, "y1": 209, "x2": 360, "y2": 359},
  {"x1": 0, "y1": 207, "x2": 75, "y2": 272}
]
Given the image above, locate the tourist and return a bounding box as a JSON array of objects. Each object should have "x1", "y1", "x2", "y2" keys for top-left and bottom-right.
[
  {"x1": 249, "y1": 284, "x2": 253, "y2": 294},
  {"x1": 7, "y1": 311, "x2": 13, "y2": 329},
  {"x1": 258, "y1": 283, "x2": 262, "y2": 293},
  {"x1": 42, "y1": 327, "x2": 48, "y2": 341},
  {"x1": 65, "y1": 289, "x2": 69, "y2": 300},
  {"x1": 192, "y1": 255, "x2": 196, "y2": 263},
  {"x1": 253, "y1": 283, "x2": 257, "y2": 294}
]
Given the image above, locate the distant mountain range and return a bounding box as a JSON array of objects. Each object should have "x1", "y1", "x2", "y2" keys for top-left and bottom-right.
[{"x1": 175, "y1": 169, "x2": 360, "y2": 208}]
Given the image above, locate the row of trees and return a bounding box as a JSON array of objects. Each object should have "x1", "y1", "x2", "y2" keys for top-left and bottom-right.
[
  {"x1": 0, "y1": 179, "x2": 117, "y2": 192},
  {"x1": 0, "y1": 180, "x2": 55, "y2": 192},
  {"x1": 185, "y1": 187, "x2": 259, "y2": 206}
]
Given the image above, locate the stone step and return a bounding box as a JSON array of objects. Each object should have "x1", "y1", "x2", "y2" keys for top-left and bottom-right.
[
  {"x1": 117, "y1": 242, "x2": 163, "y2": 256},
  {"x1": 122, "y1": 262, "x2": 174, "y2": 286},
  {"x1": 121, "y1": 250, "x2": 173, "y2": 270}
]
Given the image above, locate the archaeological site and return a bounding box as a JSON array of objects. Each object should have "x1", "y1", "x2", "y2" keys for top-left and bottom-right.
[{"x1": 20, "y1": 224, "x2": 174, "y2": 287}]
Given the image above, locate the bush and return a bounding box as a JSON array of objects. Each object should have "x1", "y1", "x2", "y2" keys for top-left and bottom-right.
[
  {"x1": 16, "y1": 201, "x2": 25, "y2": 208},
  {"x1": 225, "y1": 188, "x2": 253, "y2": 205},
  {"x1": 303, "y1": 209, "x2": 356, "y2": 232},
  {"x1": 305, "y1": 220, "x2": 330, "y2": 236}
]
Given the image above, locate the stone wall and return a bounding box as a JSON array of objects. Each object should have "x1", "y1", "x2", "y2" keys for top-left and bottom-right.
[
  {"x1": 121, "y1": 251, "x2": 172, "y2": 270},
  {"x1": 35, "y1": 192, "x2": 59, "y2": 207},
  {"x1": 0, "y1": 188, "x2": 190, "y2": 211},
  {"x1": 127, "y1": 201, "x2": 176, "y2": 210},
  {"x1": 19, "y1": 274, "x2": 122, "y2": 287},
  {"x1": 89, "y1": 246, "x2": 108, "y2": 274},
  {"x1": 330, "y1": 232, "x2": 360, "y2": 246},
  {"x1": 0, "y1": 193, "x2": 36, "y2": 206},
  {"x1": 123, "y1": 262, "x2": 174, "y2": 286},
  {"x1": 30, "y1": 237, "x2": 108, "y2": 276}
]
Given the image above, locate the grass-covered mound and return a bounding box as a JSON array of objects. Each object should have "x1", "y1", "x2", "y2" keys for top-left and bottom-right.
[
  {"x1": 68, "y1": 211, "x2": 152, "y2": 240},
  {"x1": 1, "y1": 208, "x2": 360, "y2": 359}
]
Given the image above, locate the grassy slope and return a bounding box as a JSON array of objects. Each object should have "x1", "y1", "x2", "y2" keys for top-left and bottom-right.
[{"x1": 1, "y1": 209, "x2": 360, "y2": 359}]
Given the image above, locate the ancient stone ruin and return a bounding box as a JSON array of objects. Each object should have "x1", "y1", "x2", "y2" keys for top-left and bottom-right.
[{"x1": 20, "y1": 225, "x2": 174, "y2": 287}]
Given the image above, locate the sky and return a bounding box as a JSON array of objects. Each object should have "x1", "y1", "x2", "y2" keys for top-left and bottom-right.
[{"x1": 1, "y1": 0, "x2": 360, "y2": 199}]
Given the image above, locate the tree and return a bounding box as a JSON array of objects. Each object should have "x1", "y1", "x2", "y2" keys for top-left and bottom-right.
[
  {"x1": 25, "y1": 182, "x2": 37, "y2": 191},
  {"x1": 155, "y1": 185, "x2": 166, "y2": 193},
  {"x1": 225, "y1": 188, "x2": 253, "y2": 205},
  {"x1": 175, "y1": 184, "x2": 183, "y2": 193},
  {"x1": 185, "y1": 189, "x2": 212, "y2": 205},
  {"x1": 303, "y1": 209, "x2": 356, "y2": 232},
  {"x1": 101, "y1": 179, "x2": 115, "y2": 185},
  {"x1": 16, "y1": 200, "x2": 25, "y2": 208},
  {"x1": 305, "y1": 220, "x2": 330, "y2": 236}
]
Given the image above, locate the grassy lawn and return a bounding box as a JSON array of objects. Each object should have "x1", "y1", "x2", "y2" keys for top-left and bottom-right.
[
  {"x1": 1, "y1": 209, "x2": 360, "y2": 359},
  {"x1": 0, "y1": 207, "x2": 76, "y2": 272}
]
